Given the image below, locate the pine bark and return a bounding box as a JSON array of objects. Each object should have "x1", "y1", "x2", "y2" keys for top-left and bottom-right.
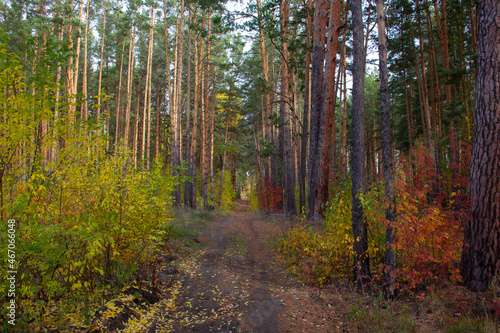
[
  {"x1": 306, "y1": 0, "x2": 328, "y2": 220},
  {"x1": 146, "y1": 7, "x2": 155, "y2": 168},
  {"x1": 200, "y1": 10, "x2": 207, "y2": 208},
  {"x1": 376, "y1": 0, "x2": 396, "y2": 299},
  {"x1": 96, "y1": 5, "x2": 107, "y2": 117},
  {"x1": 279, "y1": 0, "x2": 296, "y2": 215},
  {"x1": 299, "y1": 0, "x2": 312, "y2": 215},
  {"x1": 81, "y1": 0, "x2": 90, "y2": 120},
  {"x1": 163, "y1": 0, "x2": 173, "y2": 132},
  {"x1": 124, "y1": 16, "x2": 136, "y2": 148},
  {"x1": 460, "y1": 0, "x2": 500, "y2": 291},
  {"x1": 189, "y1": 22, "x2": 200, "y2": 209},
  {"x1": 172, "y1": 0, "x2": 185, "y2": 206},
  {"x1": 133, "y1": 59, "x2": 143, "y2": 168},
  {"x1": 114, "y1": 39, "x2": 126, "y2": 153},
  {"x1": 256, "y1": 0, "x2": 272, "y2": 180},
  {"x1": 351, "y1": 0, "x2": 371, "y2": 286},
  {"x1": 202, "y1": 11, "x2": 211, "y2": 209},
  {"x1": 340, "y1": 33, "x2": 348, "y2": 176},
  {"x1": 310, "y1": 0, "x2": 341, "y2": 219},
  {"x1": 184, "y1": 7, "x2": 193, "y2": 208},
  {"x1": 209, "y1": 70, "x2": 216, "y2": 200},
  {"x1": 415, "y1": 0, "x2": 434, "y2": 156},
  {"x1": 218, "y1": 91, "x2": 232, "y2": 206},
  {"x1": 70, "y1": 0, "x2": 85, "y2": 124},
  {"x1": 142, "y1": 5, "x2": 155, "y2": 166},
  {"x1": 65, "y1": 0, "x2": 75, "y2": 125},
  {"x1": 155, "y1": 83, "x2": 161, "y2": 160}
]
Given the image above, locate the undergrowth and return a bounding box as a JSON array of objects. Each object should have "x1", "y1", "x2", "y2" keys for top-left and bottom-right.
[
  {"x1": 276, "y1": 146, "x2": 467, "y2": 290},
  {"x1": 0, "y1": 47, "x2": 188, "y2": 331}
]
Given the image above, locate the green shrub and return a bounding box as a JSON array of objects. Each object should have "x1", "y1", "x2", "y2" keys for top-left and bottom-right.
[{"x1": 214, "y1": 169, "x2": 236, "y2": 211}]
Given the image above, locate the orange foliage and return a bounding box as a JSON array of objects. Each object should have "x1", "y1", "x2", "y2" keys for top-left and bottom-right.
[
  {"x1": 277, "y1": 146, "x2": 471, "y2": 291},
  {"x1": 392, "y1": 146, "x2": 469, "y2": 289}
]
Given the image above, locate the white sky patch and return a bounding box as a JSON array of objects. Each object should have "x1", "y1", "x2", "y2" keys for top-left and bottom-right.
[{"x1": 226, "y1": 0, "x2": 255, "y2": 53}]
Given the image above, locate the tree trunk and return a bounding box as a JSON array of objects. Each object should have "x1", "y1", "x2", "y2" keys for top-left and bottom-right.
[
  {"x1": 300, "y1": 0, "x2": 312, "y2": 215},
  {"x1": 202, "y1": 11, "x2": 211, "y2": 209},
  {"x1": 133, "y1": 63, "x2": 143, "y2": 168},
  {"x1": 124, "y1": 15, "x2": 136, "y2": 148},
  {"x1": 307, "y1": 0, "x2": 328, "y2": 220},
  {"x1": 402, "y1": 39, "x2": 413, "y2": 152},
  {"x1": 146, "y1": 8, "x2": 154, "y2": 169},
  {"x1": 351, "y1": 0, "x2": 371, "y2": 286},
  {"x1": 310, "y1": 0, "x2": 341, "y2": 220},
  {"x1": 415, "y1": 0, "x2": 434, "y2": 156},
  {"x1": 172, "y1": 0, "x2": 185, "y2": 206},
  {"x1": 190, "y1": 20, "x2": 200, "y2": 209},
  {"x1": 155, "y1": 83, "x2": 161, "y2": 161},
  {"x1": 209, "y1": 70, "x2": 216, "y2": 200},
  {"x1": 115, "y1": 39, "x2": 126, "y2": 153},
  {"x1": 200, "y1": 10, "x2": 207, "y2": 208},
  {"x1": 65, "y1": 0, "x2": 75, "y2": 125},
  {"x1": 96, "y1": 5, "x2": 107, "y2": 117},
  {"x1": 340, "y1": 34, "x2": 348, "y2": 176},
  {"x1": 53, "y1": 5, "x2": 64, "y2": 163},
  {"x1": 81, "y1": 0, "x2": 90, "y2": 120},
  {"x1": 68, "y1": 0, "x2": 85, "y2": 124},
  {"x1": 218, "y1": 91, "x2": 232, "y2": 206},
  {"x1": 433, "y1": 0, "x2": 459, "y2": 186},
  {"x1": 163, "y1": 0, "x2": 173, "y2": 135},
  {"x1": 256, "y1": 0, "x2": 272, "y2": 180},
  {"x1": 279, "y1": 0, "x2": 296, "y2": 215},
  {"x1": 460, "y1": 0, "x2": 500, "y2": 292},
  {"x1": 142, "y1": 5, "x2": 155, "y2": 167},
  {"x1": 184, "y1": 7, "x2": 193, "y2": 208},
  {"x1": 376, "y1": 0, "x2": 396, "y2": 299}
]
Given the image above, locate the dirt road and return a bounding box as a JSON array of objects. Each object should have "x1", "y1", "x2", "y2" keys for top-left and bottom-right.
[
  {"x1": 163, "y1": 200, "x2": 344, "y2": 332},
  {"x1": 91, "y1": 200, "x2": 346, "y2": 332}
]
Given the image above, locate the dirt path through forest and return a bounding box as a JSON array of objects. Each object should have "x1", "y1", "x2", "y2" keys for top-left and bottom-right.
[
  {"x1": 91, "y1": 200, "x2": 348, "y2": 332},
  {"x1": 162, "y1": 200, "x2": 345, "y2": 332}
]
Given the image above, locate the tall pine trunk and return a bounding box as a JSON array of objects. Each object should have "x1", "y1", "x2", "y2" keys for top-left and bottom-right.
[
  {"x1": 279, "y1": 0, "x2": 296, "y2": 215},
  {"x1": 142, "y1": 5, "x2": 155, "y2": 167},
  {"x1": 307, "y1": 0, "x2": 328, "y2": 220},
  {"x1": 351, "y1": 0, "x2": 371, "y2": 286},
  {"x1": 299, "y1": 0, "x2": 312, "y2": 214},
  {"x1": 171, "y1": 0, "x2": 185, "y2": 206},
  {"x1": 124, "y1": 15, "x2": 136, "y2": 148},
  {"x1": 189, "y1": 21, "x2": 200, "y2": 209},
  {"x1": 184, "y1": 8, "x2": 193, "y2": 208},
  {"x1": 310, "y1": 0, "x2": 341, "y2": 219},
  {"x1": 114, "y1": 39, "x2": 126, "y2": 152},
  {"x1": 81, "y1": 0, "x2": 90, "y2": 120},
  {"x1": 256, "y1": 0, "x2": 272, "y2": 180},
  {"x1": 460, "y1": 0, "x2": 500, "y2": 292},
  {"x1": 376, "y1": 0, "x2": 396, "y2": 299},
  {"x1": 96, "y1": 5, "x2": 107, "y2": 117}
]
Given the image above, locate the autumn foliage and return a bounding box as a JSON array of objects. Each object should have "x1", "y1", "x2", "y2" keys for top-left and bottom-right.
[
  {"x1": 277, "y1": 146, "x2": 469, "y2": 290},
  {"x1": 257, "y1": 177, "x2": 283, "y2": 214},
  {"x1": 0, "y1": 47, "x2": 175, "y2": 330}
]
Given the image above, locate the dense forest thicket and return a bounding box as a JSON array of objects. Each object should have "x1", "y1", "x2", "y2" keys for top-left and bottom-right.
[{"x1": 0, "y1": 0, "x2": 498, "y2": 329}]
